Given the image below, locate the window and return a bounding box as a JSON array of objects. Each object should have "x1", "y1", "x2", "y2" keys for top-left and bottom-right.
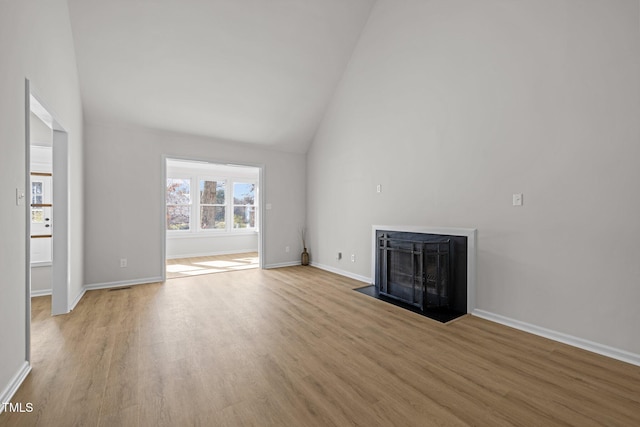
[
  {"x1": 31, "y1": 181, "x2": 44, "y2": 223},
  {"x1": 166, "y1": 173, "x2": 258, "y2": 234},
  {"x1": 200, "y1": 179, "x2": 226, "y2": 230},
  {"x1": 233, "y1": 182, "x2": 256, "y2": 229},
  {"x1": 166, "y1": 178, "x2": 191, "y2": 230}
]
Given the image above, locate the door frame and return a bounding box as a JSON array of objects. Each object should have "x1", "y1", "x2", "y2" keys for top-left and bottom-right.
[
  {"x1": 161, "y1": 155, "x2": 266, "y2": 281},
  {"x1": 26, "y1": 80, "x2": 71, "y2": 330}
]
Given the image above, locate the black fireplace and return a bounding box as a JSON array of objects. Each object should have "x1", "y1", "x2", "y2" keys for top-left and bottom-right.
[{"x1": 373, "y1": 230, "x2": 467, "y2": 319}]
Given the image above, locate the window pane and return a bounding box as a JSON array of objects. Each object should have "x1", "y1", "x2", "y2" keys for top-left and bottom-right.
[
  {"x1": 233, "y1": 183, "x2": 255, "y2": 205},
  {"x1": 166, "y1": 179, "x2": 190, "y2": 204},
  {"x1": 31, "y1": 182, "x2": 43, "y2": 205},
  {"x1": 233, "y1": 206, "x2": 256, "y2": 228},
  {"x1": 201, "y1": 206, "x2": 225, "y2": 229},
  {"x1": 200, "y1": 180, "x2": 225, "y2": 204},
  {"x1": 167, "y1": 205, "x2": 190, "y2": 230}
]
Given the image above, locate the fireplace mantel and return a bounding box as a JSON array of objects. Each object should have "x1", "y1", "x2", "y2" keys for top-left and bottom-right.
[{"x1": 371, "y1": 225, "x2": 477, "y2": 313}]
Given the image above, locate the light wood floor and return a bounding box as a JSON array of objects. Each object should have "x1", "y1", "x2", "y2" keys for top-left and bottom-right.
[
  {"x1": 3, "y1": 266, "x2": 640, "y2": 426},
  {"x1": 166, "y1": 252, "x2": 259, "y2": 279}
]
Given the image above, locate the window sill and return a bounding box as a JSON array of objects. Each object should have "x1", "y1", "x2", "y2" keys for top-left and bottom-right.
[{"x1": 167, "y1": 230, "x2": 258, "y2": 239}]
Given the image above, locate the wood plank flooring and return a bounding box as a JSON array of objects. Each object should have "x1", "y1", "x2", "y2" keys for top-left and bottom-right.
[
  {"x1": 166, "y1": 252, "x2": 259, "y2": 279},
  {"x1": 2, "y1": 266, "x2": 640, "y2": 426}
]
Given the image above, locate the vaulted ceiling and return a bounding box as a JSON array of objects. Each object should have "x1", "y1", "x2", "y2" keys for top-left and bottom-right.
[{"x1": 67, "y1": 0, "x2": 375, "y2": 153}]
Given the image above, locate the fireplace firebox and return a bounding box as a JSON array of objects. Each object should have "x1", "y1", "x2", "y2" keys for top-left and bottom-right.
[
  {"x1": 377, "y1": 233, "x2": 452, "y2": 310},
  {"x1": 374, "y1": 230, "x2": 468, "y2": 318}
]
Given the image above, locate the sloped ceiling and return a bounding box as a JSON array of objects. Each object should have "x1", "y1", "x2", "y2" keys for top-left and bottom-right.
[{"x1": 67, "y1": 0, "x2": 375, "y2": 153}]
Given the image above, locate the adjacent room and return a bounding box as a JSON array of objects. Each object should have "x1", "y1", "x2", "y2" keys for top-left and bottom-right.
[
  {"x1": 1, "y1": 0, "x2": 639, "y2": 425},
  {"x1": 165, "y1": 159, "x2": 261, "y2": 279}
]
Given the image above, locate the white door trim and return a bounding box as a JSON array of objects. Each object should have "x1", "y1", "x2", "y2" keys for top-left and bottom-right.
[{"x1": 27, "y1": 83, "x2": 71, "y2": 318}]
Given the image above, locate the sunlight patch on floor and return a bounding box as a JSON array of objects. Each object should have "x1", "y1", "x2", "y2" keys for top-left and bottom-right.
[
  {"x1": 167, "y1": 264, "x2": 204, "y2": 273},
  {"x1": 183, "y1": 268, "x2": 224, "y2": 276},
  {"x1": 195, "y1": 260, "x2": 243, "y2": 268},
  {"x1": 166, "y1": 252, "x2": 259, "y2": 279}
]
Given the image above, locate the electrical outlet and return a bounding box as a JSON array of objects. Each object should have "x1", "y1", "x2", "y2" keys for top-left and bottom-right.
[
  {"x1": 513, "y1": 193, "x2": 523, "y2": 206},
  {"x1": 285, "y1": 246, "x2": 290, "y2": 253},
  {"x1": 351, "y1": 254, "x2": 356, "y2": 262},
  {"x1": 120, "y1": 258, "x2": 127, "y2": 268},
  {"x1": 376, "y1": 184, "x2": 382, "y2": 193}
]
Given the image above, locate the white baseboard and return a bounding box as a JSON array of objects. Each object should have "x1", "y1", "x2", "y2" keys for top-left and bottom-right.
[
  {"x1": 472, "y1": 309, "x2": 640, "y2": 367},
  {"x1": 310, "y1": 262, "x2": 371, "y2": 284},
  {"x1": 264, "y1": 261, "x2": 301, "y2": 269},
  {"x1": 166, "y1": 249, "x2": 257, "y2": 260},
  {"x1": 70, "y1": 288, "x2": 86, "y2": 311},
  {"x1": 300, "y1": 263, "x2": 640, "y2": 367},
  {"x1": 30, "y1": 289, "x2": 52, "y2": 297},
  {"x1": 0, "y1": 361, "x2": 31, "y2": 414},
  {"x1": 30, "y1": 288, "x2": 86, "y2": 310},
  {"x1": 84, "y1": 276, "x2": 163, "y2": 291}
]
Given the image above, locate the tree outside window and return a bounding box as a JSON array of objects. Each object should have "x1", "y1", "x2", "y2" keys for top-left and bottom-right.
[
  {"x1": 200, "y1": 179, "x2": 226, "y2": 229},
  {"x1": 233, "y1": 183, "x2": 256, "y2": 229},
  {"x1": 167, "y1": 176, "x2": 257, "y2": 232},
  {"x1": 166, "y1": 178, "x2": 191, "y2": 230}
]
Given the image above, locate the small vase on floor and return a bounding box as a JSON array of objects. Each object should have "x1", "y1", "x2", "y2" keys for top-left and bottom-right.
[{"x1": 301, "y1": 248, "x2": 309, "y2": 266}]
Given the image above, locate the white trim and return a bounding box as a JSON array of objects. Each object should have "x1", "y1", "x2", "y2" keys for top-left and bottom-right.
[
  {"x1": 161, "y1": 155, "x2": 167, "y2": 282},
  {"x1": 311, "y1": 262, "x2": 371, "y2": 284},
  {"x1": 372, "y1": 225, "x2": 477, "y2": 313},
  {"x1": 25, "y1": 81, "x2": 32, "y2": 364},
  {"x1": 31, "y1": 289, "x2": 52, "y2": 297},
  {"x1": 167, "y1": 231, "x2": 258, "y2": 239},
  {"x1": 51, "y1": 129, "x2": 70, "y2": 315},
  {"x1": 472, "y1": 309, "x2": 640, "y2": 367},
  {"x1": 84, "y1": 276, "x2": 163, "y2": 291},
  {"x1": 167, "y1": 249, "x2": 258, "y2": 260},
  {"x1": 31, "y1": 261, "x2": 52, "y2": 268},
  {"x1": 0, "y1": 362, "x2": 31, "y2": 413},
  {"x1": 265, "y1": 261, "x2": 301, "y2": 269},
  {"x1": 69, "y1": 288, "x2": 86, "y2": 311}
]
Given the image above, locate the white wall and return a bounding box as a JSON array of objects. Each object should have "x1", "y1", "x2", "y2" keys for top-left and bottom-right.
[
  {"x1": 0, "y1": 0, "x2": 84, "y2": 403},
  {"x1": 30, "y1": 266, "x2": 52, "y2": 296},
  {"x1": 30, "y1": 145, "x2": 52, "y2": 173},
  {"x1": 83, "y1": 121, "x2": 306, "y2": 287},
  {"x1": 166, "y1": 234, "x2": 258, "y2": 259},
  {"x1": 30, "y1": 112, "x2": 52, "y2": 147},
  {"x1": 307, "y1": 0, "x2": 640, "y2": 355}
]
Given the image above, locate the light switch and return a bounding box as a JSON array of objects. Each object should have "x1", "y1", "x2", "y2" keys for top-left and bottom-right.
[
  {"x1": 512, "y1": 193, "x2": 523, "y2": 206},
  {"x1": 16, "y1": 188, "x2": 25, "y2": 206},
  {"x1": 266, "y1": 203, "x2": 272, "y2": 210},
  {"x1": 376, "y1": 184, "x2": 382, "y2": 193}
]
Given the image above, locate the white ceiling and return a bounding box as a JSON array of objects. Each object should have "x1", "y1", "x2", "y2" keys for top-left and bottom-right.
[{"x1": 67, "y1": 0, "x2": 375, "y2": 153}]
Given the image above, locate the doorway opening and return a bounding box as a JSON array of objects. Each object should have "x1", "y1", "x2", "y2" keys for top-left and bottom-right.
[
  {"x1": 163, "y1": 158, "x2": 262, "y2": 279},
  {"x1": 26, "y1": 84, "x2": 70, "y2": 325}
]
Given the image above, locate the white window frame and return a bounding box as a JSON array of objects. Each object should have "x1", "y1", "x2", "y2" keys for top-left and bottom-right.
[
  {"x1": 166, "y1": 174, "x2": 258, "y2": 236},
  {"x1": 198, "y1": 176, "x2": 227, "y2": 232},
  {"x1": 166, "y1": 177, "x2": 193, "y2": 232},
  {"x1": 231, "y1": 181, "x2": 258, "y2": 231}
]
